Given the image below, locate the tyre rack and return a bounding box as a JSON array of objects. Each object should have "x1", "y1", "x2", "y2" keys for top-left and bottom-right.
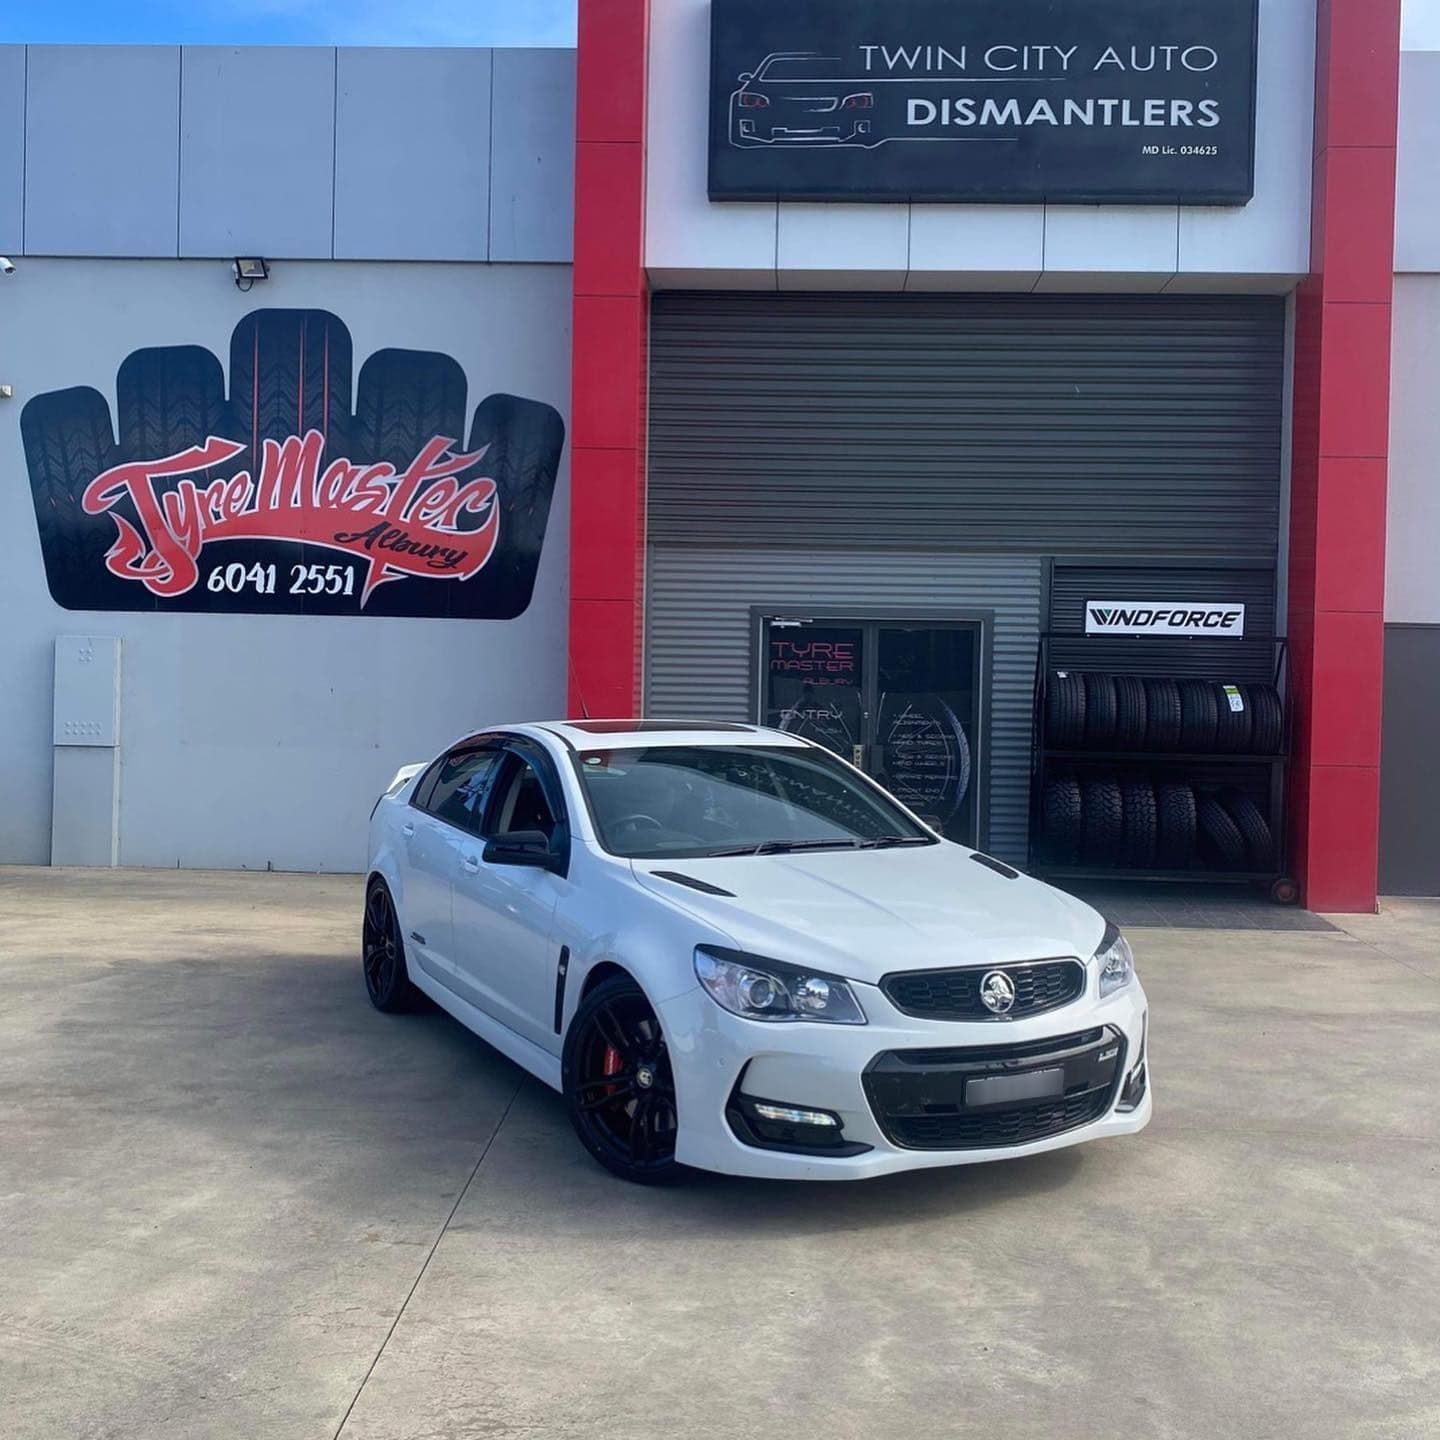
[{"x1": 1027, "y1": 634, "x2": 1295, "y2": 899}]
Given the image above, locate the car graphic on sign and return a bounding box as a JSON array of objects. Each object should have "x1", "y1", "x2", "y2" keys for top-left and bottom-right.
[{"x1": 729, "y1": 52, "x2": 883, "y2": 148}]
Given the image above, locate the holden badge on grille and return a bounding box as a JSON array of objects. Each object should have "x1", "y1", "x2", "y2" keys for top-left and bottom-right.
[{"x1": 979, "y1": 970, "x2": 1017, "y2": 1016}]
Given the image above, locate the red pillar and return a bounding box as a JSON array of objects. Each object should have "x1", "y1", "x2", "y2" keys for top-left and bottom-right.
[
  {"x1": 1287, "y1": 0, "x2": 1401, "y2": 910},
  {"x1": 567, "y1": 0, "x2": 650, "y2": 719}
]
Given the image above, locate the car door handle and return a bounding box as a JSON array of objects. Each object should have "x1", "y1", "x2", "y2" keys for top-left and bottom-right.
[
  {"x1": 461, "y1": 854, "x2": 481, "y2": 873},
  {"x1": 401, "y1": 822, "x2": 415, "y2": 838}
]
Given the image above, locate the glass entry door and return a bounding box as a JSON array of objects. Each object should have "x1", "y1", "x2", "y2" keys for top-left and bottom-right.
[{"x1": 760, "y1": 616, "x2": 983, "y2": 845}]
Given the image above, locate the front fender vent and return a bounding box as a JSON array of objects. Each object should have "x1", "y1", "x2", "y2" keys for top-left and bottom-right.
[{"x1": 651, "y1": 870, "x2": 736, "y2": 898}]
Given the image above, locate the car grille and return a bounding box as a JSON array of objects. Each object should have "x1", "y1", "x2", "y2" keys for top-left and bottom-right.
[
  {"x1": 864, "y1": 1026, "x2": 1125, "y2": 1152},
  {"x1": 880, "y1": 959, "x2": 1086, "y2": 1021}
]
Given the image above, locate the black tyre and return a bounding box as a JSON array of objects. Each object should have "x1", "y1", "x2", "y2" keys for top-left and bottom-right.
[
  {"x1": 1177, "y1": 678, "x2": 1219, "y2": 752},
  {"x1": 1219, "y1": 789, "x2": 1276, "y2": 869},
  {"x1": 1120, "y1": 778, "x2": 1158, "y2": 868},
  {"x1": 1082, "y1": 673, "x2": 1118, "y2": 748},
  {"x1": 1212, "y1": 683, "x2": 1254, "y2": 753},
  {"x1": 1197, "y1": 795, "x2": 1249, "y2": 870},
  {"x1": 563, "y1": 974, "x2": 681, "y2": 1185},
  {"x1": 362, "y1": 878, "x2": 418, "y2": 1012},
  {"x1": 1246, "y1": 684, "x2": 1284, "y2": 754},
  {"x1": 1080, "y1": 777, "x2": 1124, "y2": 865},
  {"x1": 1155, "y1": 782, "x2": 1198, "y2": 866},
  {"x1": 1144, "y1": 678, "x2": 1183, "y2": 751},
  {"x1": 1041, "y1": 776, "x2": 1084, "y2": 864},
  {"x1": 1113, "y1": 675, "x2": 1148, "y2": 750},
  {"x1": 1044, "y1": 673, "x2": 1086, "y2": 747}
]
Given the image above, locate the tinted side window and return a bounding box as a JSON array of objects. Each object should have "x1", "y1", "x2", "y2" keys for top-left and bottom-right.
[
  {"x1": 488, "y1": 756, "x2": 561, "y2": 842},
  {"x1": 420, "y1": 749, "x2": 503, "y2": 834}
]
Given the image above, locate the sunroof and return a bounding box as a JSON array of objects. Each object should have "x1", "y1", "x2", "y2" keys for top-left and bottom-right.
[{"x1": 566, "y1": 720, "x2": 756, "y2": 734}]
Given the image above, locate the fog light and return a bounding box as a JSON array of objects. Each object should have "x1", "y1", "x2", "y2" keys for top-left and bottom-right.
[{"x1": 753, "y1": 1102, "x2": 839, "y2": 1127}]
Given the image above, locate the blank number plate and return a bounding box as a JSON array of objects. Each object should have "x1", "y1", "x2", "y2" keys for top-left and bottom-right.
[{"x1": 965, "y1": 1067, "x2": 1065, "y2": 1107}]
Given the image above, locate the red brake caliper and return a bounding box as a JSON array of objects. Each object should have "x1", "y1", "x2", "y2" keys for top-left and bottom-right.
[{"x1": 602, "y1": 1045, "x2": 624, "y2": 1093}]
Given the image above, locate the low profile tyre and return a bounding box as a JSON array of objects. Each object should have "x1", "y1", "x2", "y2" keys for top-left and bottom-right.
[
  {"x1": 1155, "y1": 782, "x2": 1198, "y2": 867},
  {"x1": 1042, "y1": 776, "x2": 1084, "y2": 864},
  {"x1": 1177, "y1": 678, "x2": 1220, "y2": 752},
  {"x1": 1045, "y1": 673, "x2": 1086, "y2": 747},
  {"x1": 1197, "y1": 795, "x2": 1249, "y2": 870},
  {"x1": 1212, "y1": 682, "x2": 1254, "y2": 753},
  {"x1": 1120, "y1": 777, "x2": 1158, "y2": 868},
  {"x1": 1246, "y1": 684, "x2": 1284, "y2": 754},
  {"x1": 1144, "y1": 678, "x2": 1183, "y2": 752},
  {"x1": 563, "y1": 974, "x2": 681, "y2": 1185},
  {"x1": 362, "y1": 878, "x2": 418, "y2": 1013},
  {"x1": 1082, "y1": 673, "x2": 1119, "y2": 748},
  {"x1": 1219, "y1": 788, "x2": 1276, "y2": 869},
  {"x1": 1080, "y1": 776, "x2": 1124, "y2": 864},
  {"x1": 1113, "y1": 675, "x2": 1148, "y2": 750}
]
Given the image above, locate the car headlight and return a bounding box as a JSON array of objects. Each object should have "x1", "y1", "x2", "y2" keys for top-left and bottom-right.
[
  {"x1": 694, "y1": 946, "x2": 867, "y2": 1025},
  {"x1": 1095, "y1": 922, "x2": 1136, "y2": 998}
]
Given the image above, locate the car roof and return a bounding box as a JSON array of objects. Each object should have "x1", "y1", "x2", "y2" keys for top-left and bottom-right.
[{"x1": 525, "y1": 720, "x2": 812, "y2": 752}]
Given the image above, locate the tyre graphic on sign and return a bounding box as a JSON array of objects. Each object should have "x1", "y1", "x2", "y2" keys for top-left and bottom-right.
[{"x1": 22, "y1": 309, "x2": 565, "y2": 618}]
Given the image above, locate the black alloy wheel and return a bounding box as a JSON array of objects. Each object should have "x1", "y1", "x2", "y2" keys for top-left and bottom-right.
[
  {"x1": 563, "y1": 974, "x2": 681, "y2": 1184},
  {"x1": 363, "y1": 879, "x2": 417, "y2": 1012}
]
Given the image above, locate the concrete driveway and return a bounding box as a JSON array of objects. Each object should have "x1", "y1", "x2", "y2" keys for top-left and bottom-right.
[{"x1": 2, "y1": 868, "x2": 1437, "y2": 1439}]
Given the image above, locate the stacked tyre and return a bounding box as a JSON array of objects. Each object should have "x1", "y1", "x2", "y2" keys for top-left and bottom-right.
[
  {"x1": 1045, "y1": 673, "x2": 1283, "y2": 754},
  {"x1": 1040, "y1": 776, "x2": 1275, "y2": 872}
]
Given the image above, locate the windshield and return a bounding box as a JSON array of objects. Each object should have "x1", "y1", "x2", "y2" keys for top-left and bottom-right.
[
  {"x1": 574, "y1": 744, "x2": 935, "y2": 859},
  {"x1": 757, "y1": 56, "x2": 846, "y2": 80}
]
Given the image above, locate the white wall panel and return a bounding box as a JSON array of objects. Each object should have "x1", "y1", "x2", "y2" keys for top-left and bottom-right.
[
  {"x1": 776, "y1": 204, "x2": 908, "y2": 290},
  {"x1": 1038, "y1": 206, "x2": 1178, "y2": 291},
  {"x1": 0, "y1": 47, "x2": 24, "y2": 254},
  {"x1": 490, "y1": 48, "x2": 576, "y2": 263},
  {"x1": 1178, "y1": 0, "x2": 1314, "y2": 281},
  {"x1": 1387, "y1": 275, "x2": 1440, "y2": 623},
  {"x1": 334, "y1": 48, "x2": 491, "y2": 262},
  {"x1": 25, "y1": 46, "x2": 180, "y2": 257},
  {"x1": 179, "y1": 47, "x2": 337, "y2": 260},
  {"x1": 907, "y1": 205, "x2": 1043, "y2": 290},
  {"x1": 646, "y1": 0, "x2": 777, "y2": 278},
  {"x1": 1395, "y1": 50, "x2": 1440, "y2": 273},
  {"x1": 0, "y1": 259, "x2": 571, "y2": 869}
]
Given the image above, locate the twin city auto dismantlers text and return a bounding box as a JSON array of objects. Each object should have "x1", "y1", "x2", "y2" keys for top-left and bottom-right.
[{"x1": 859, "y1": 42, "x2": 1228, "y2": 131}]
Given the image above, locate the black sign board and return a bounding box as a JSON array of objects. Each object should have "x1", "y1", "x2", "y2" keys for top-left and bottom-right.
[{"x1": 708, "y1": 0, "x2": 1258, "y2": 205}]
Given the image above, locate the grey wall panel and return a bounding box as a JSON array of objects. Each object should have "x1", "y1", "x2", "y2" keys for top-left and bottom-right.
[
  {"x1": 1387, "y1": 275, "x2": 1440, "y2": 623},
  {"x1": 25, "y1": 46, "x2": 180, "y2": 257},
  {"x1": 0, "y1": 258, "x2": 571, "y2": 870},
  {"x1": 650, "y1": 293, "x2": 1286, "y2": 561},
  {"x1": 334, "y1": 48, "x2": 491, "y2": 262},
  {"x1": 0, "y1": 47, "x2": 24, "y2": 254},
  {"x1": 179, "y1": 47, "x2": 336, "y2": 260},
  {"x1": 1380, "y1": 625, "x2": 1440, "y2": 896},
  {"x1": 490, "y1": 48, "x2": 575, "y2": 263},
  {"x1": 645, "y1": 548, "x2": 1043, "y2": 863}
]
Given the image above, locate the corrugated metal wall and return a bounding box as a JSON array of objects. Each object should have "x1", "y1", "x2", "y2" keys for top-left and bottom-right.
[
  {"x1": 648, "y1": 293, "x2": 1286, "y2": 559},
  {"x1": 645, "y1": 549, "x2": 1043, "y2": 862}
]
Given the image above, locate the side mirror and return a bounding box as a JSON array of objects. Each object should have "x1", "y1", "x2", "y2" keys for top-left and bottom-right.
[
  {"x1": 483, "y1": 830, "x2": 562, "y2": 872},
  {"x1": 738, "y1": 71, "x2": 754, "y2": 82}
]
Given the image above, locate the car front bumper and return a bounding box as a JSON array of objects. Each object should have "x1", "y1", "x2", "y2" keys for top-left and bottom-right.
[{"x1": 657, "y1": 977, "x2": 1150, "y2": 1180}]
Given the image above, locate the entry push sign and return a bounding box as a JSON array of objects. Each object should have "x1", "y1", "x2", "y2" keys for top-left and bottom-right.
[{"x1": 708, "y1": 0, "x2": 1258, "y2": 204}]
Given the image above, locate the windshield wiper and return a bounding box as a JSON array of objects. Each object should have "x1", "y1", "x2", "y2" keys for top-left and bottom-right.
[
  {"x1": 705, "y1": 838, "x2": 863, "y2": 857},
  {"x1": 857, "y1": 835, "x2": 934, "y2": 849}
]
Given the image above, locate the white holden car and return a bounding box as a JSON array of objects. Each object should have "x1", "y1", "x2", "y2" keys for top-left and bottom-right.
[{"x1": 364, "y1": 721, "x2": 1150, "y2": 1184}]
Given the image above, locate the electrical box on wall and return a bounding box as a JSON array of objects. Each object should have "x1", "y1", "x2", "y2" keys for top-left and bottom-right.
[{"x1": 54, "y1": 636, "x2": 121, "y2": 747}]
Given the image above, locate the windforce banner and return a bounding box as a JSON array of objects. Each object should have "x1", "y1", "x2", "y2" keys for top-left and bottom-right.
[{"x1": 709, "y1": 0, "x2": 1258, "y2": 204}]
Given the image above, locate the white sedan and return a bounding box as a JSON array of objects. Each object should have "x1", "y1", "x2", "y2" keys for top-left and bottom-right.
[{"x1": 364, "y1": 721, "x2": 1150, "y2": 1183}]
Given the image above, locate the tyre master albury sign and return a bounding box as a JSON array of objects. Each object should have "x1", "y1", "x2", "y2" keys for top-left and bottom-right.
[
  {"x1": 22, "y1": 309, "x2": 564, "y2": 618},
  {"x1": 709, "y1": 0, "x2": 1258, "y2": 204}
]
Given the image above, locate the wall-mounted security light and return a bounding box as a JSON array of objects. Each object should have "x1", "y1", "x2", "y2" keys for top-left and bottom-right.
[
  {"x1": 232, "y1": 257, "x2": 269, "y2": 292},
  {"x1": 0, "y1": 257, "x2": 15, "y2": 275}
]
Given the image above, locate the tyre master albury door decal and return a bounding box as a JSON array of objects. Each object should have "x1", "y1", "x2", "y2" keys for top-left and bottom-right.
[{"x1": 22, "y1": 309, "x2": 565, "y2": 617}]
